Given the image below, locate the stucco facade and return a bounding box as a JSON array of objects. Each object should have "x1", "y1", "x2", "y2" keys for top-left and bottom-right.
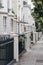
[
  {"x1": 0, "y1": 0, "x2": 36, "y2": 63},
  {"x1": 0, "y1": 0, "x2": 18, "y2": 62}
]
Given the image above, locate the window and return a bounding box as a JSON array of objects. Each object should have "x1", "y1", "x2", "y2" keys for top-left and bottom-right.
[
  {"x1": 23, "y1": 1, "x2": 27, "y2": 5},
  {"x1": 24, "y1": 27, "x2": 26, "y2": 32},
  {"x1": 11, "y1": 19, "x2": 13, "y2": 32},
  {"x1": 0, "y1": 0, "x2": 2, "y2": 7},
  {"x1": 3, "y1": 17, "x2": 7, "y2": 32},
  {"x1": 0, "y1": 0, "x2": 3, "y2": 8}
]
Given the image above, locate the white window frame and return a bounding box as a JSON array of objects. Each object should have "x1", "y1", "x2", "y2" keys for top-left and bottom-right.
[
  {"x1": 3, "y1": 16, "x2": 7, "y2": 32},
  {"x1": 11, "y1": 19, "x2": 13, "y2": 32}
]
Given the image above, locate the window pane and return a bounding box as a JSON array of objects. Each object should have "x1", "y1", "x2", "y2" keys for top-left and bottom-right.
[
  {"x1": 0, "y1": 0, "x2": 2, "y2": 8},
  {"x1": 3, "y1": 17, "x2": 7, "y2": 32},
  {"x1": 11, "y1": 19, "x2": 13, "y2": 32}
]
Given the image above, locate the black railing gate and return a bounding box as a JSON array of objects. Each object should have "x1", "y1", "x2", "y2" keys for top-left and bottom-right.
[
  {"x1": 0, "y1": 35, "x2": 14, "y2": 65},
  {"x1": 19, "y1": 35, "x2": 25, "y2": 54}
]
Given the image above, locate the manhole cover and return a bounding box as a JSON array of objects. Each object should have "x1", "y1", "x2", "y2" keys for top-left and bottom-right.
[{"x1": 35, "y1": 60, "x2": 43, "y2": 65}]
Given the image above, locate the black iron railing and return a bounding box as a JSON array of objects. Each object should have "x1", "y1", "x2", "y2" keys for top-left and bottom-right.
[{"x1": 0, "y1": 35, "x2": 14, "y2": 65}]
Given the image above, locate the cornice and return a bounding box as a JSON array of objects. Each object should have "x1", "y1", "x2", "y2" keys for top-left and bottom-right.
[{"x1": 0, "y1": 12, "x2": 8, "y2": 14}]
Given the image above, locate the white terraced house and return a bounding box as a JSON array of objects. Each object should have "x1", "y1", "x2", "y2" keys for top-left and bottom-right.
[
  {"x1": 0, "y1": 0, "x2": 18, "y2": 34},
  {"x1": 17, "y1": 0, "x2": 36, "y2": 52},
  {"x1": 0, "y1": 0, "x2": 18, "y2": 64},
  {"x1": 0, "y1": 0, "x2": 37, "y2": 65}
]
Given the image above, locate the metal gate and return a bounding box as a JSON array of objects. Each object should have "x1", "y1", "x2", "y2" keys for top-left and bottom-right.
[
  {"x1": 0, "y1": 35, "x2": 14, "y2": 65},
  {"x1": 19, "y1": 35, "x2": 25, "y2": 54}
]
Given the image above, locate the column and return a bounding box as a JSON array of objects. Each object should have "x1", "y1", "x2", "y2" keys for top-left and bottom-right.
[{"x1": 13, "y1": 34, "x2": 19, "y2": 62}]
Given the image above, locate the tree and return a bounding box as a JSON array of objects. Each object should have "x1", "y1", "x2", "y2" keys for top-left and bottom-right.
[{"x1": 32, "y1": 0, "x2": 43, "y2": 31}]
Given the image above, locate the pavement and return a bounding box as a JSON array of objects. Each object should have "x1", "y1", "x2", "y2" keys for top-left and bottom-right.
[{"x1": 12, "y1": 35, "x2": 43, "y2": 65}]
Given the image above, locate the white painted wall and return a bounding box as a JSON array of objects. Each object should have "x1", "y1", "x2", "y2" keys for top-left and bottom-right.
[
  {"x1": 25, "y1": 32, "x2": 31, "y2": 51},
  {"x1": 0, "y1": 14, "x2": 3, "y2": 33},
  {"x1": 23, "y1": 6, "x2": 35, "y2": 26},
  {"x1": 0, "y1": 14, "x2": 17, "y2": 34},
  {"x1": 12, "y1": 0, "x2": 17, "y2": 15},
  {"x1": 17, "y1": 0, "x2": 23, "y2": 21}
]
